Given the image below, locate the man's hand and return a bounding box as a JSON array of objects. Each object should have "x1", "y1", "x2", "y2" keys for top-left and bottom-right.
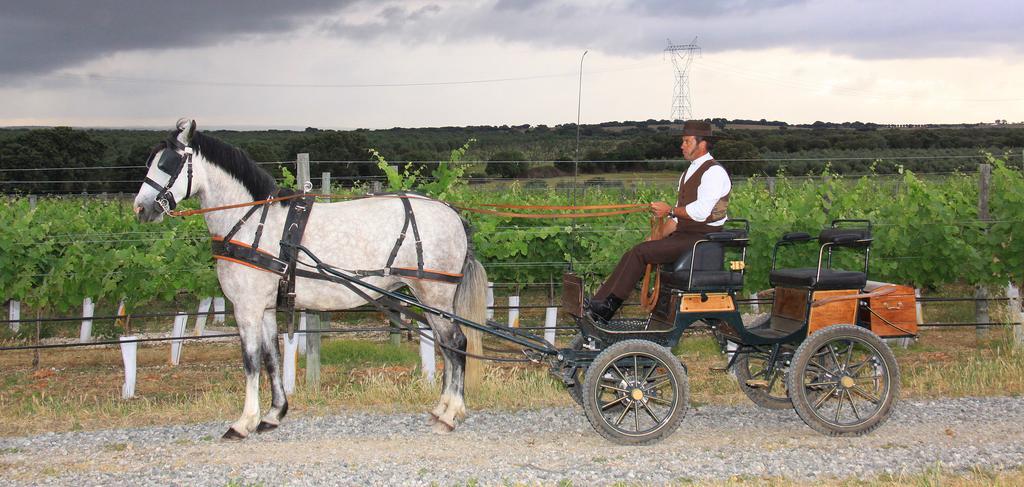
[{"x1": 650, "y1": 201, "x2": 673, "y2": 218}]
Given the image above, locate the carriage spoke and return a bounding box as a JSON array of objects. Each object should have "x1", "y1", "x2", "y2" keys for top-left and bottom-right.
[
  {"x1": 853, "y1": 374, "x2": 885, "y2": 382},
  {"x1": 614, "y1": 402, "x2": 632, "y2": 426},
  {"x1": 813, "y1": 386, "x2": 838, "y2": 410},
  {"x1": 834, "y1": 390, "x2": 845, "y2": 423},
  {"x1": 846, "y1": 389, "x2": 862, "y2": 420},
  {"x1": 851, "y1": 385, "x2": 882, "y2": 404},
  {"x1": 843, "y1": 342, "x2": 855, "y2": 369},
  {"x1": 645, "y1": 373, "x2": 669, "y2": 383},
  {"x1": 633, "y1": 356, "x2": 640, "y2": 384},
  {"x1": 633, "y1": 402, "x2": 640, "y2": 431},
  {"x1": 641, "y1": 363, "x2": 658, "y2": 383},
  {"x1": 767, "y1": 369, "x2": 780, "y2": 393},
  {"x1": 647, "y1": 395, "x2": 672, "y2": 406},
  {"x1": 805, "y1": 382, "x2": 839, "y2": 389},
  {"x1": 601, "y1": 396, "x2": 627, "y2": 410},
  {"x1": 641, "y1": 401, "x2": 663, "y2": 424},
  {"x1": 599, "y1": 383, "x2": 630, "y2": 393},
  {"x1": 847, "y1": 359, "x2": 872, "y2": 375},
  {"x1": 827, "y1": 343, "x2": 842, "y2": 370},
  {"x1": 650, "y1": 379, "x2": 672, "y2": 391},
  {"x1": 610, "y1": 363, "x2": 628, "y2": 382},
  {"x1": 805, "y1": 360, "x2": 834, "y2": 374}
]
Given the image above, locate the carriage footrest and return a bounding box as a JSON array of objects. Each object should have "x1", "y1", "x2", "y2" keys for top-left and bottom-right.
[{"x1": 596, "y1": 318, "x2": 650, "y2": 332}]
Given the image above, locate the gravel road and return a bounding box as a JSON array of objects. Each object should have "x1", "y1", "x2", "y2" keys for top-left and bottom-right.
[{"x1": 1, "y1": 396, "x2": 1022, "y2": 486}]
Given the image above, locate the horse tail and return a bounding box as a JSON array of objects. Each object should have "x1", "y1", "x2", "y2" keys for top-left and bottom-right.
[{"x1": 453, "y1": 250, "x2": 488, "y2": 326}]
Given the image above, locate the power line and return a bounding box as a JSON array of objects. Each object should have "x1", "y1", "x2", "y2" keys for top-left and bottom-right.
[{"x1": 53, "y1": 61, "x2": 663, "y2": 90}]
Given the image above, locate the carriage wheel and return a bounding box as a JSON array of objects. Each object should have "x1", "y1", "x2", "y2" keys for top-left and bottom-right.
[
  {"x1": 787, "y1": 325, "x2": 899, "y2": 436},
  {"x1": 735, "y1": 350, "x2": 792, "y2": 410},
  {"x1": 581, "y1": 339, "x2": 689, "y2": 445}
]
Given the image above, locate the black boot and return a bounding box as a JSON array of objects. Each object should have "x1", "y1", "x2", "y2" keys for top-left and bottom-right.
[{"x1": 586, "y1": 294, "x2": 623, "y2": 323}]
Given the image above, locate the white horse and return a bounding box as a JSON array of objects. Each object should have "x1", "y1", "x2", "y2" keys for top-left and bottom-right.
[{"x1": 133, "y1": 119, "x2": 487, "y2": 439}]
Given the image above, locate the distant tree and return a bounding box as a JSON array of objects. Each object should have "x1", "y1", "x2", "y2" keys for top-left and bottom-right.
[
  {"x1": 713, "y1": 139, "x2": 761, "y2": 163},
  {"x1": 484, "y1": 150, "x2": 527, "y2": 178},
  {"x1": 0, "y1": 127, "x2": 107, "y2": 193},
  {"x1": 285, "y1": 130, "x2": 372, "y2": 181}
]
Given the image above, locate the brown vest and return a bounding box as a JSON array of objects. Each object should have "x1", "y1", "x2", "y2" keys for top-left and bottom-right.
[{"x1": 676, "y1": 159, "x2": 730, "y2": 233}]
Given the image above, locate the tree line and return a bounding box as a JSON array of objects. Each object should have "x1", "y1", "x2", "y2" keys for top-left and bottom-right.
[{"x1": 1, "y1": 120, "x2": 1022, "y2": 193}]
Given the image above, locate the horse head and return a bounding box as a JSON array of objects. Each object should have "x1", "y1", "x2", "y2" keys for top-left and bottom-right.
[{"x1": 134, "y1": 118, "x2": 201, "y2": 223}]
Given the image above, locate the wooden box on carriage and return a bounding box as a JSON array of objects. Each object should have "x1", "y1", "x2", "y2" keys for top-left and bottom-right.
[{"x1": 863, "y1": 282, "x2": 919, "y2": 337}]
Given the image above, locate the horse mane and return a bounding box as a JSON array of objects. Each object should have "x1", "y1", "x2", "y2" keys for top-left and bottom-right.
[{"x1": 188, "y1": 131, "x2": 294, "y2": 202}]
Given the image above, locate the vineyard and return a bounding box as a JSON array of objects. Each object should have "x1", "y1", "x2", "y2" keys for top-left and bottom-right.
[{"x1": 1, "y1": 156, "x2": 1022, "y2": 322}]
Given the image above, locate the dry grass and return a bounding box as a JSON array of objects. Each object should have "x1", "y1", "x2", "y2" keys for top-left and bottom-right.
[
  {"x1": 1, "y1": 322, "x2": 1022, "y2": 437},
  {"x1": 657, "y1": 464, "x2": 1024, "y2": 486}
]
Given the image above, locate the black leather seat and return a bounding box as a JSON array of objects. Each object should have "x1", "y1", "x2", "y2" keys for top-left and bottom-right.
[
  {"x1": 768, "y1": 222, "x2": 873, "y2": 291},
  {"x1": 660, "y1": 229, "x2": 747, "y2": 292},
  {"x1": 769, "y1": 268, "x2": 867, "y2": 290}
]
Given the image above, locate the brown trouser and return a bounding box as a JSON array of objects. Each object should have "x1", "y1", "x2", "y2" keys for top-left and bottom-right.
[{"x1": 594, "y1": 230, "x2": 706, "y2": 301}]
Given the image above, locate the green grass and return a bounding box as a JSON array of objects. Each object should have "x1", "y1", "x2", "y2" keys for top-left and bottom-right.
[{"x1": 299, "y1": 339, "x2": 419, "y2": 369}]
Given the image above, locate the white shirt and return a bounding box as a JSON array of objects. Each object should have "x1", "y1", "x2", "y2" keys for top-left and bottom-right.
[{"x1": 675, "y1": 152, "x2": 731, "y2": 226}]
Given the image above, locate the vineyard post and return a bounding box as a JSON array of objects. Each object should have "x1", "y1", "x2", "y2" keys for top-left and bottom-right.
[
  {"x1": 194, "y1": 297, "x2": 212, "y2": 336},
  {"x1": 169, "y1": 312, "x2": 187, "y2": 366},
  {"x1": 79, "y1": 297, "x2": 94, "y2": 343},
  {"x1": 976, "y1": 163, "x2": 992, "y2": 339},
  {"x1": 213, "y1": 297, "x2": 226, "y2": 324},
  {"x1": 485, "y1": 282, "x2": 494, "y2": 320},
  {"x1": 120, "y1": 336, "x2": 137, "y2": 399},
  {"x1": 305, "y1": 312, "x2": 321, "y2": 389},
  {"x1": 8, "y1": 300, "x2": 18, "y2": 333},
  {"x1": 767, "y1": 177, "x2": 776, "y2": 195},
  {"x1": 544, "y1": 307, "x2": 557, "y2": 345},
  {"x1": 1007, "y1": 283, "x2": 1023, "y2": 347},
  {"x1": 321, "y1": 172, "x2": 331, "y2": 195},
  {"x1": 508, "y1": 295, "x2": 520, "y2": 328},
  {"x1": 297, "y1": 153, "x2": 310, "y2": 190},
  {"x1": 418, "y1": 321, "x2": 435, "y2": 382},
  {"x1": 298, "y1": 312, "x2": 307, "y2": 354},
  {"x1": 389, "y1": 306, "x2": 401, "y2": 347},
  {"x1": 283, "y1": 333, "x2": 298, "y2": 394}
]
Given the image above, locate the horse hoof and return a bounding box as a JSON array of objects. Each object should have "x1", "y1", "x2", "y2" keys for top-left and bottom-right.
[
  {"x1": 221, "y1": 427, "x2": 246, "y2": 441},
  {"x1": 256, "y1": 421, "x2": 278, "y2": 433},
  {"x1": 426, "y1": 412, "x2": 440, "y2": 425},
  {"x1": 431, "y1": 419, "x2": 455, "y2": 434}
]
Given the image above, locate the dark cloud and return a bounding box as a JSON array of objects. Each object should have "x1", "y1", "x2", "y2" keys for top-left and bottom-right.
[
  {"x1": 321, "y1": 0, "x2": 1024, "y2": 60},
  {"x1": 2, "y1": 0, "x2": 1020, "y2": 80},
  {"x1": 627, "y1": 0, "x2": 809, "y2": 18},
  {"x1": 0, "y1": 0, "x2": 356, "y2": 76}
]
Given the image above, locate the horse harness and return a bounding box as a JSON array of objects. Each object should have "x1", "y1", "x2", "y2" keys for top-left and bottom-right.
[
  {"x1": 210, "y1": 191, "x2": 464, "y2": 310},
  {"x1": 144, "y1": 135, "x2": 195, "y2": 214}
]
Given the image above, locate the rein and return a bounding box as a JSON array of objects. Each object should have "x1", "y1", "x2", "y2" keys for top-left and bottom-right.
[
  {"x1": 169, "y1": 192, "x2": 651, "y2": 219},
  {"x1": 639, "y1": 215, "x2": 666, "y2": 313}
]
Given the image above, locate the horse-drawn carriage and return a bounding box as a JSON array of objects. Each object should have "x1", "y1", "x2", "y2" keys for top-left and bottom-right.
[
  {"x1": 557, "y1": 219, "x2": 915, "y2": 444},
  {"x1": 135, "y1": 120, "x2": 914, "y2": 445}
]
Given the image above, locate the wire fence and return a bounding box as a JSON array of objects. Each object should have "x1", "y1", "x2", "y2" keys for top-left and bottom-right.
[
  {"x1": 3, "y1": 151, "x2": 1021, "y2": 195},
  {"x1": 2, "y1": 293, "x2": 1019, "y2": 352}
]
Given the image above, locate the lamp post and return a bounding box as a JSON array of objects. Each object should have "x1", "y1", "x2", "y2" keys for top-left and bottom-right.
[
  {"x1": 574, "y1": 50, "x2": 588, "y2": 186},
  {"x1": 570, "y1": 50, "x2": 588, "y2": 272}
]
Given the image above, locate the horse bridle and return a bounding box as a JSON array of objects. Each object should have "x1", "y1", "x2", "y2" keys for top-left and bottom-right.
[{"x1": 144, "y1": 135, "x2": 194, "y2": 214}]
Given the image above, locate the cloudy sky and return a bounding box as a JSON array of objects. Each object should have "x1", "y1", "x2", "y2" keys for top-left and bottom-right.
[{"x1": 1, "y1": 0, "x2": 1022, "y2": 129}]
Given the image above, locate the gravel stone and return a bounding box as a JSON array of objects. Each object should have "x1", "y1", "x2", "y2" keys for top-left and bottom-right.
[{"x1": 1, "y1": 396, "x2": 1022, "y2": 485}]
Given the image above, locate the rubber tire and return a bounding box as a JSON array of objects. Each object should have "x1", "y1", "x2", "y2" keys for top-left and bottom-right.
[
  {"x1": 787, "y1": 325, "x2": 900, "y2": 437},
  {"x1": 581, "y1": 339, "x2": 689, "y2": 445},
  {"x1": 566, "y1": 334, "x2": 586, "y2": 408},
  {"x1": 735, "y1": 352, "x2": 793, "y2": 410}
]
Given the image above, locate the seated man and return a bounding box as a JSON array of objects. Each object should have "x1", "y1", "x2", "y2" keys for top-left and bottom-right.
[{"x1": 587, "y1": 120, "x2": 731, "y2": 322}]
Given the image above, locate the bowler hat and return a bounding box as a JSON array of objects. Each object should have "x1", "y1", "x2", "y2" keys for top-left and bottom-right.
[{"x1": 681, "y1": 120, "x2": 714, "y2": 137}]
